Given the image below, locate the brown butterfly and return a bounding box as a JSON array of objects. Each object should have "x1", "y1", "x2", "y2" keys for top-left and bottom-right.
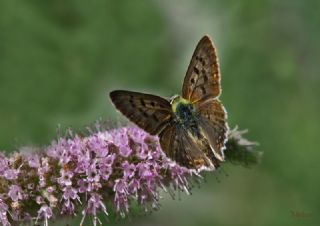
[{"x1": 110, "y1": 35, "x2": 228, "y2": 170}]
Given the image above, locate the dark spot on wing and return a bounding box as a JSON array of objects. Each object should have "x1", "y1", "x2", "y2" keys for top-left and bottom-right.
[
  {"x1": 194, "y1": 67, "x2": 200, "y2": 75},
  {"x1": 139, "y1": 108, "x2": 148, "y2": 117},
  {"x1": 129, "y1": 96, "x2": 136, "y2": 108},
  {"x1": 199, "y1": 57, "x2": 205, "y2": 66},
  {"x1": 200, "y1": 86, "x2": 206, "y2": 95},
  {"x1": 203, "y1": 75, "x2": 208, "y2": 82},
  {"x1": 143, "y1": 112, "x2": 148, "y2": 117},
  {"x1": 140, "y1": 98, "x2": 146, "y2": 107}
]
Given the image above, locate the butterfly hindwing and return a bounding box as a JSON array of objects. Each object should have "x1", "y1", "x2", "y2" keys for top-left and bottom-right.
[
  {"x1": 182, "y1": 35, "x2": 221, "y2": 103},
  {"x1": 110, "y1": 90, "x2": 172, "y2": 135},
  {"x1": 159, "y1": 123, "x2": 216, "y2": 170},
  {"x1": 196, "y1": 98, "x2": 228, "y2": 161}
]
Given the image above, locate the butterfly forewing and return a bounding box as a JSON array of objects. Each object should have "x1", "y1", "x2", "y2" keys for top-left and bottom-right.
[
  {"x1": 196, "y1": 99, "x2": 228, "y2": 161},
  {"x1": 110, "y1": 90, "x2": 172, "y2": 135},
  {"x1": 182, "y1": 35, "x2": 221, "y2": 103}
]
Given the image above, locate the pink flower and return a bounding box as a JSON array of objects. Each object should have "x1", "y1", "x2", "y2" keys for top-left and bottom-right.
[
  {"x1": 4, "y1": 169, "x2": 19, "y2": 180},
  {"x1": 8, "y1": 185, "x2": 23, "y2": 202}
]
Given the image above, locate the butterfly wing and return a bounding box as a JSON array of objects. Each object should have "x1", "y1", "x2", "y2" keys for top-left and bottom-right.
[
  {"x1": 196, "y1": 98, "x2": 228, "y2": 162},
  {"x1": 182, "y1": 35, "x2": 221, "y2": 103},
  {"x1": 110, "y1": 90, "x2": 172, "y2": 135},
  {"x1": 159, "y1": 123, "x2": 216, "y2": 170}
]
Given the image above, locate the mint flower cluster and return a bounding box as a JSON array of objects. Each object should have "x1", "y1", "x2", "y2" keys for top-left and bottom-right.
[
  {"x1": 0, "y1": 126, "x2": 258, "y2": 226},
  {"x1": 0, "y1": 127, "x2": 195, "y2": 226}
]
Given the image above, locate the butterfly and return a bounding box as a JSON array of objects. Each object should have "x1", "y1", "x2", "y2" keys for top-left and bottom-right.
[{"x1": 110, "y1": 35, "x2": 228, "y2": 171}]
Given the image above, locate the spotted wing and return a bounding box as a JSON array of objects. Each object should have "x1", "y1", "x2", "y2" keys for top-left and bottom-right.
[
  {"x1": 159, "y1": 123, "x2": 217, "y2": 170},
  {"x1": 110, "y1": 90, "x2": 172, "y2": 135},
  {"x1": 182, "y1": 35, "x2": 221, "y2": 103},
  {"x1": 196, "y1": 98, "x2": 228, "y2": 161}
]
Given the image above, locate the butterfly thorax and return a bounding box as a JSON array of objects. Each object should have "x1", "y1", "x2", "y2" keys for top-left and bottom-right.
[{"x1": 171, "y1": 96, "x2": 199, "y2": 134}]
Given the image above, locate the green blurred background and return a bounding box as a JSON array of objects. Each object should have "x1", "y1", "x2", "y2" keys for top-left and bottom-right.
[{"x1": 1, "y1": 0, "x2": 319, "y2": 225}]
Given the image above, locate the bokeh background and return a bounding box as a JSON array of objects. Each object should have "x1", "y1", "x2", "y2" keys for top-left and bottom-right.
[{"x1": 1, "y1": 0, "x2": 319, "y2": 225}]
